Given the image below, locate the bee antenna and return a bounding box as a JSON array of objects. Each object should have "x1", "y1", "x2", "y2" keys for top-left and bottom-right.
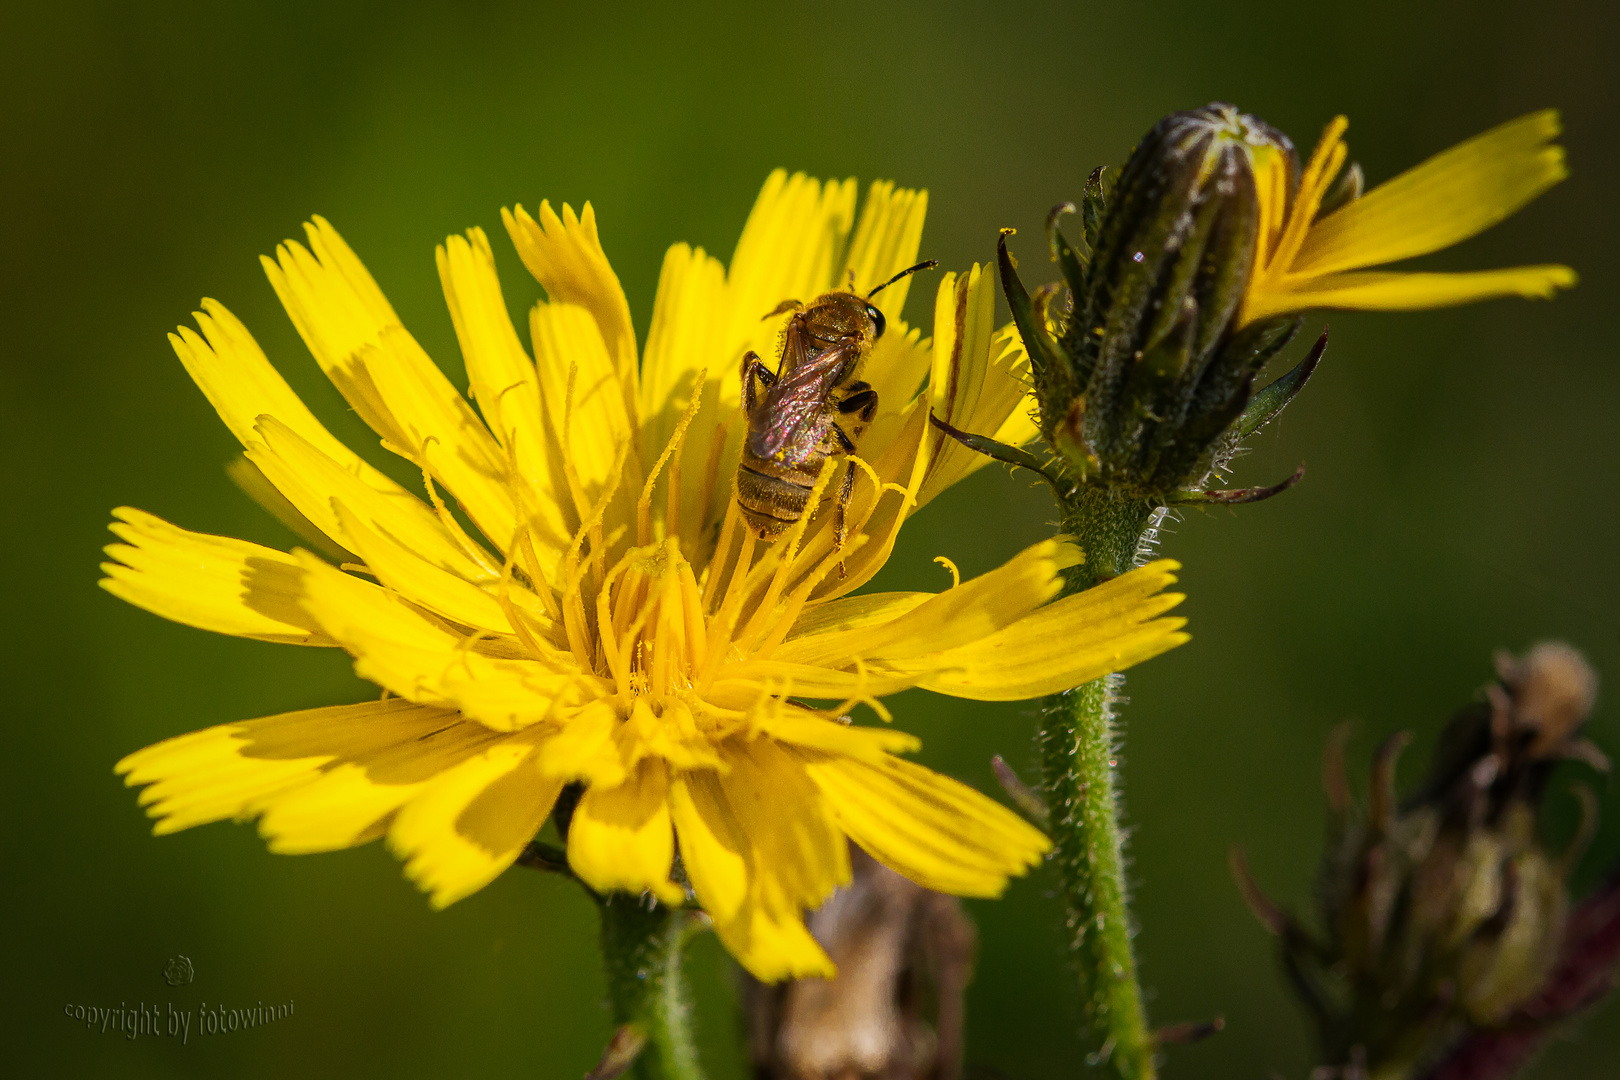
[
  {"x1": 848, "y1": 268, "x2": 856, "y2": 291},
  {"x1": 866, "y1": 259, "x2": 938, "y2": 299}
]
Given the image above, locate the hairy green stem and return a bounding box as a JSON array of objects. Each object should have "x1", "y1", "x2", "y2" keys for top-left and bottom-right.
[
  {"x1": 598, "y1": 899, "x2": 706, "y2": 1080},
  {"x1": 1044, "y1": 487, "x2": 1159, "y2": 1079}
]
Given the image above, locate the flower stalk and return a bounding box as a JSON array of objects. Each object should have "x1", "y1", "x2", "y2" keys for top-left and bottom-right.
[
  {"x1": 972, "y1": 101, "x2": 1574, "y2": 1077},
  {"x1": 597, "y1": 898, "x2": 707, "y2": 1080},
  {"x1": 1040, "y1": 494, "x2": 1161, "y2": 1079}
]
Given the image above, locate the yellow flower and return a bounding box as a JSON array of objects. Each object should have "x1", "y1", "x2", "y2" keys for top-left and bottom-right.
[
  {"x1": 1240, "y1": 110, "x2": 1576, "y2": 325},
  {"x1": 104, "y1": 171, "x2": 1190, "y2": 981}
]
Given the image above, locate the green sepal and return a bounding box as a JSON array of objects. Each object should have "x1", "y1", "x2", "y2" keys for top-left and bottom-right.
[
  {"x1": 1080, "y1": 165, "x2": 1108, "y2": 253},
  {"x1": 1237, "y1": 328, "x2": 1328, "y2": 439},
  {"x1": 1046, "y1": 202, "x2": 1089, "y2": 299},
  {"x1": 930, "y1": 411, "x2": 1065, "y2": 494},
  {"x1": 515, "y1": 840, "x2": 574, "y2": 876},
  {"x1": 1166, "y1": 464, "x2": 1304, "y2": 505},
  {"x1": 997, "y1": 229, "x2": 1074, "y2": 424}
]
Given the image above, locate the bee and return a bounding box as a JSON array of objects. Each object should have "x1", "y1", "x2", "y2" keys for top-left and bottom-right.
[{"x1": 736, "y1": 260, "x2": 937, "y2": 545}]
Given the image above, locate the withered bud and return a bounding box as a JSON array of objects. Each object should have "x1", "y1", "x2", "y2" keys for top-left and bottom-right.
[
  {"x1": 1238, "y1": 643, "x2": 1606, "y2": 1080},
  {"x1": 745, "y1": 847, "x2": 976, "y2": 1080},
  {"x1": 1001, "y1": 103, "x2": 1320, "y2": 500}
]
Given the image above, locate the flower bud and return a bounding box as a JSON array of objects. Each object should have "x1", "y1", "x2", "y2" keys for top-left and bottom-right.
[
  {"x1": 1002, "y1": 103, "x2": 1311, "y2": 498},
  {"x1": 1237, "y1": 643, "x2": 1607, "y2": 1079}
]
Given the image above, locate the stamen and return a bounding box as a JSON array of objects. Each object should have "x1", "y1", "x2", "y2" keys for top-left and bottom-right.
[
  {"x1": 515, "y1": 527, "x2": 562, "y2": 621},
  {"x1": 648, "y1": 568, "x2": 682, "y2": 695},
  {"x1": 675, "y1": 556, "x2": 707, "y2": 676},
  {"x1": 828, "y1": 656, "x2": 894, "y2": 724},
  {"x1": 560, "y1": 516, "x2": 629, "y2": 675},
  {"x1": 779, "y1": 453, "x2": 883, "y2": 600},
  {"x1": 491, "y1": 378, "x2": 527, "y2": 439},
  {"x1": 695, "y1": 419, "x2": 729, "y2": 560},
  {"x1": 637, "y1": 371, "x2": 706, "y2": 547},
  {"x1": 562, "y1": 440, "x2": 632, "y2": 635},
  {"x1": 717, "y1": 520, "x2": 757, "y2": 625},
  {"x1": 558, "y1": 361, "x2": 593, "y2": 527},
  {"x1": 496, "y1": 429, "x2": 563, "y2": 622},
  {"x1": 413, "y1": 435, "x2": 500, "y2": 576},
  {"x1": 934, "y1": 555, "x2": 962, "y2": 588},
  {"x1": 612, "y1": 594, "x2": 659, "y2": 699},
  {"x1": 748, "y1": 534, "x2": 871, "y2": 660},
  {"x1": 700, "y1": 540, "x2": 780, "y2": 693},
  {"x1": 496, "y1": 524, "x2": 550, "y2": 661},
  {"x1": 701, "y1": 498, "x2": 743, "y2": 613},
  {"x1": 451, "y1": 629, "x2": 494, "y2": 679},
  {"x1": 593, "y1": 544, "x2": 644, "y2": 696}
]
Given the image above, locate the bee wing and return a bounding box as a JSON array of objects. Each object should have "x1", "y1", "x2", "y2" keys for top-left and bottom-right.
[{"x1": 751, "y1": 339, "x2": 856, "y2": 461}]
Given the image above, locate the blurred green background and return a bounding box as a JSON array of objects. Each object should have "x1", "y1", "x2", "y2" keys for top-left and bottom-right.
[{"x1": 5, "y1": 1, "x2": 1618, "y2": 1076}]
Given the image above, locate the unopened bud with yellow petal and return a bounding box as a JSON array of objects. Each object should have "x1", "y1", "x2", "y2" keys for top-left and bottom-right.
[{"x1": 998, "y1": 103, "x2": 1575, "y2": 508}]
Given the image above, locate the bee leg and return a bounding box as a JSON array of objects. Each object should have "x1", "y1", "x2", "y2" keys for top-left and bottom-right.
[
  {"x1": 741, "y1": 352, "x2": 777, "y2": 415},
  {"x1": 836, "y1": 383, "x2": 879, "y2": 440},
  {"x1": 833, "y1": 462, "x2": 857, "y2": 579},
  {"x1": 831, "y1": 423, "x2": 860, "y2": 579}
]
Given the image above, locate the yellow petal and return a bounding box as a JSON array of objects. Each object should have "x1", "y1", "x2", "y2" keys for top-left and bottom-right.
[
  {"x1": 264, "y1": 219, "x2": 519, "y2": 552},
  {"x1": 333, "y1": 502, "x2": 544, "y2": 638},
  {"x1": 247, "y1": 415, "x2": 497, "y2": 582},
  {"x1": 258, "y1": 719, "x2": 512, "y2": 854},
  {"x1": 529, "y1": 301, "x2": 639, "y2": 530},
  {"x1": 101, "y1": 507, "x2": 333, "y2": 645},
  {"x1": 851, "y1": 538, "x2": 1072, "y2": 661},
  {"x1": 722, "y1": 739, "x2": 848, "y2": 909},
  {"x1": 699, "y1": 740, "x2": 844, "y2": 982},
  {"x1": 116, "y1": 699, "x2": 482, "y2": 836},
  {"x1": 749, "y1": 709, "x2": 920, "y2": 767},
  {"x1": 360, "y1": 329, "x2": 519, "y2": 551},
  {"x1": 669, "y1": 768, "x2": 750, "y2": 924},
  {"x1": 387, "y1": 727, "x2": 562, "y2": 908},
  {"x1": 798, "y1": 750, "x2": 1049, "y2": 897},
  {"x1": 438, "y1": 229, "x2": 573, "y2": 562},
  {"x1": 725, "y1": 170, "x2": 858, "y2": 359},
  {"x1": 780, "y1": 591, "x2": 929, "y2": 646},
  {"x1": 296, "y1": 553, "x2": 585, "y2": 731},
  {"x1": 919, "y1": 280, "x2": 1039, "y2": 509},
  {"x1": 638, "y1": 243, "x2": 732, "y2": 548},
  {"x1": 890, "y1": 560, "x2": 1191, "y2": 700},
  {"x1": 502, "y1": 200, "x2": 640, "y2": 415},
  {"x1": 1296, "y1": 110, "x2": 1570, "y2": 277},
  {"x1": 927, "y1": 266, "x2": 996, "y2": 452},
  {"x1": 709, "y1": 661, "x2": 919, "y2": 703},
  {"x1": 1242, "y1": 266, "x2": 1577, "y2": 322},
  {"x1": 261, "y1": 218, "x2": 421, "y2": 450},
  {"x1": 567, "y1": 758, "x2": 683, "y2": 905},
  {"x1": 169, "y1": 301, "x2": 427, "y2": 554},
  {"x1": 842, "y1": 180, "x2": 929, "y2": 323},
  {"x1": 225, "y1": 454, "x2": 348, "y2": 562},
  {"x1": 858, "y1": 323, "x2": 933, "y2": 459},
  {"x1": 711, "y1": 898, "x2": 835, "y2": 983},
  {"x1": 538, "y1": 699, "x2": 631, "y2": 789},
  {"x1": 640, "y1": 243, "x2": 728, "y2": 458}
]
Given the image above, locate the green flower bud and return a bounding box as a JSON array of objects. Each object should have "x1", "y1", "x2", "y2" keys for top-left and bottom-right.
[
  {"x1": 1237, "y1": 643, "x2": 1605, "y2": 1079},
  {"x1": 1002, "y1": 103, "x2": 1315, "y2": 499}
]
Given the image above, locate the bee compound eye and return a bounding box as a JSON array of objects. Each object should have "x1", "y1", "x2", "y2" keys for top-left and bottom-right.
[{"x1": 865, "y1": 304, "x2": 886, "y2": 339}]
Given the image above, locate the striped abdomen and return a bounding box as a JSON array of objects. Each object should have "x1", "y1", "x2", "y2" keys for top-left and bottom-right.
[{"x1": 735, "y1": 445, "x2": 828, "y2": 541}]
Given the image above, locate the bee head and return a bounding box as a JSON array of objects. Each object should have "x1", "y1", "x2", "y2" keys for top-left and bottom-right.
[
  {"x1": 863, "y1": 303, "x2": 887, "y2": 340},
  {"x1": 858, "y1": 259, "x2": 938, "y2": 340}
]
